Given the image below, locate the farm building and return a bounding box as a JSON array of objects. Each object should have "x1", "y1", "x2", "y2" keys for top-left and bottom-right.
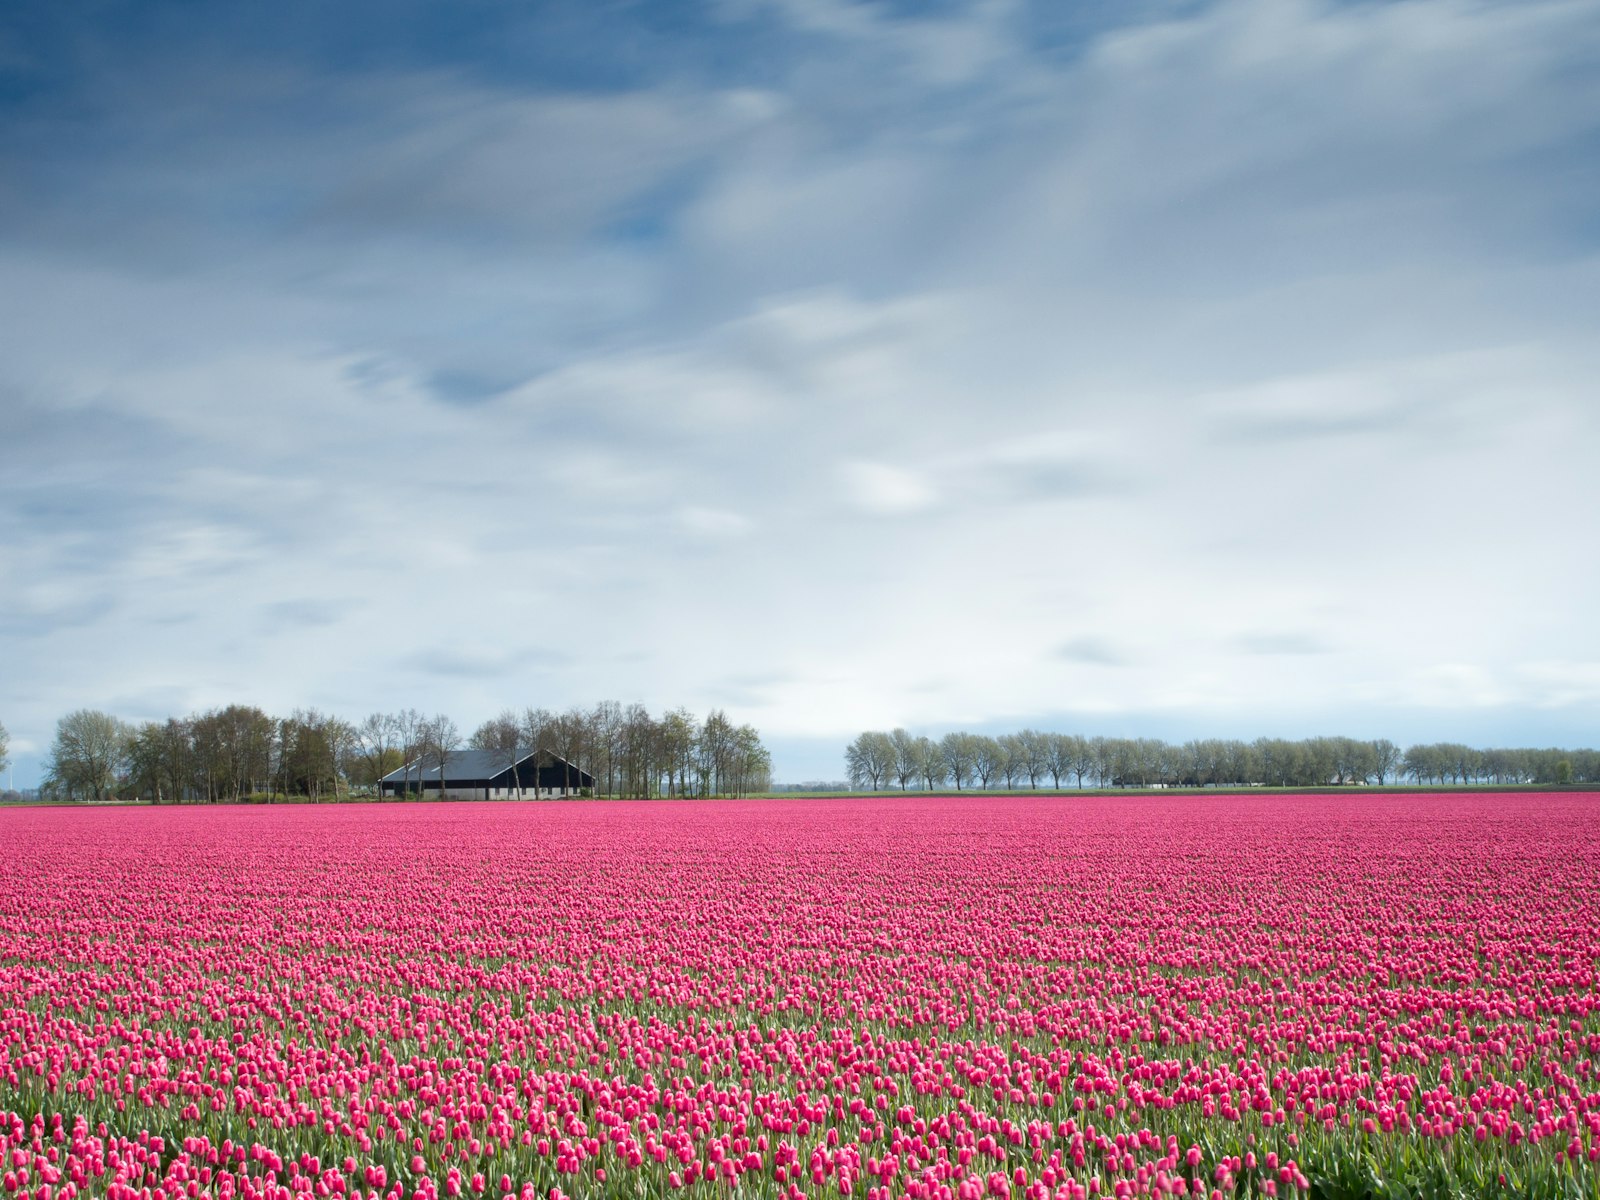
[{"x1": 380, "y1": 748, "x2": 596, "y2": 799}]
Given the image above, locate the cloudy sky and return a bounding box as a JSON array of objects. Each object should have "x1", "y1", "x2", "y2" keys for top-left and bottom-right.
[{"x1": 2, "y1": 0, "x2": 1598, "y2": 785}]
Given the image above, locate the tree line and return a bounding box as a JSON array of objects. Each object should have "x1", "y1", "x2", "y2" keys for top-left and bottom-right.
[
  {"x1": 845, "y1": 729, "x2": 1600, "y2": 790},
  {"x1": 34, "y1": 702, "x2": 771, "y2": 803}
]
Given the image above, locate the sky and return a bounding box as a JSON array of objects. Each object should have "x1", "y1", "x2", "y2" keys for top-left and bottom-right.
[{"x1": 2, "y1": 0, "x2": 1598, "y2": 787}]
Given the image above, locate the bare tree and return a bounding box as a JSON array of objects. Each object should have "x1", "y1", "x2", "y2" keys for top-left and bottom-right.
[
  {"x1": 45, "y1": 710, "x2": 128, "y2": 802},
  {"x1": 354, "y1": 712, "x2": 399, "y2": 793},
  {"x1": 915, "y1": 736, "x2": 946, "y2": 790},
  {"x1": 277, "y1": 708, "x2": 347, "y2": 799},
  {"x1": 553, "y1": 707, "x2": 593, "y2": 796},
  {"x1": 471, "y1": 709, "x2": 522, "y2": 755},
  {"x1": 1371, "y1": 738, "x2": 1401, "y2": 785},
  {"x1": 697, "y1": 709, "x2": 736, "y2": 797},
  {"x1": 123, "y1": 722, "x2": 164, "y2": 803},
  {"x1": 521, "y1": 707, "x2": 555, "y2": 797},
  {"x1": 659, "y1": 708, "x2": 698, "y2": 797},
  {"x1": 730, "y1": 723, "x2": 772, "y2": 797},
  {"x1": 971, "y1": 736, "x2": 1005, "y2": 789},
  {"x1": 1089, "y1": 736, "x2": 1116, "y2": 789},
  {"x1": 889, "y1": 728, "x2": 920, "y2": 790},
  {"x1": 154, "y1": 718, "x2": 192, "y2": 802},
  {"x1": 1014, "y1": 729, "x2": 1048, "y2": 788},
  {"x1": 392, "y1": 708, "x2": 425, "y2": 798},
  {"x1": 1043, "y1": 733, "x2": 1070, "y2": 788},
  {"x1": 187, "y1": 705, "x2": 272, "y2": 800},
  {"x1": 845, "y1": 731, "x2": 895, "y2": 791},
  {"x1": 620, "y1": 703, "x2": 659, "y2": 797},
  {"x1": 272, "y1": 716, "x2": 296, "y2": 799},
  {"x1": 592, "y1": 700, "x2": 624, "y2": 797},
  {"x1": 997, "y1": 734, "x2": 1025, "y2": 788},
  {"x1": 324, "y1": 714, "x2": 357, "y2": 799},
  {"x1": 844, "y1": 734, "x2": 871, "y2": 791},
  {"x1": 422, "y1": 714, "x2": 461, "y2": 798},
  {"x1": 939, "y1": 732, "x2": 976, "y2": 791},
  {"x1": 470, "y1": 709, "x2": 524, "y2": 796},
  {"x1": 1069, "y1": 735, "x2": 1097, "y2": 789}
]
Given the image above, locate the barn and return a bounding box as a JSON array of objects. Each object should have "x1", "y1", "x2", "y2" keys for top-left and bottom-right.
[{"x1": 379, "y1": 749, "x2": 596, "y2": 800}]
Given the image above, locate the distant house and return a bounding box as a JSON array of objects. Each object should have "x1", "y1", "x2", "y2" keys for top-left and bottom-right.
[{"x1": 380, "y1": 748, "x2": 596, "y2": 800}]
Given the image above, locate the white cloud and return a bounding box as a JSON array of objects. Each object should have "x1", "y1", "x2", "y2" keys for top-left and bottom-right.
[
  {"x1": 721, "y1": 0, "x2": 1021, "y2": 86},
  {"x1": 675, "y1": 506, "x2": 757, "y2": 540},
  {"x1": 1516, "y1": 662, "x2": 1600, "y2": 708},
  {"x1": 840, "y1": 461, "x2": 939, "y2": 515}
]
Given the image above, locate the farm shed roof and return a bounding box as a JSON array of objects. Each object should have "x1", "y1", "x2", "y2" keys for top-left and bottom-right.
[{"x1": 380, "y1": 748, "x2": 587, "y2": 785}]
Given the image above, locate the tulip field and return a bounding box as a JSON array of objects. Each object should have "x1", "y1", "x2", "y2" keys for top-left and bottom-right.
[{"x1": 2, "y1": 794, "x2": 1598, "y2": 1200}]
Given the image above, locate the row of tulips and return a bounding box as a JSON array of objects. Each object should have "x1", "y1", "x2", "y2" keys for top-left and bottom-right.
[{"x1": 2, "y1": 793, "x2": 1598, "y2": 1199}]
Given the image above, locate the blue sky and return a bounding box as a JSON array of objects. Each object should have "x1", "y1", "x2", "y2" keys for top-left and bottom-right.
[{"x1": 3, "y1": 0, "x2": 1599, "y2": 786}]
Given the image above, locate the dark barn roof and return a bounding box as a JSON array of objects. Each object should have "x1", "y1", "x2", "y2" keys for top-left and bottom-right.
[{"x1": 380, "y1": 748, "x2": 594, "y2": 788}]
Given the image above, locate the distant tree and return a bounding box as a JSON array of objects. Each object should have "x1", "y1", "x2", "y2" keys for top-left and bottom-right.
[
  {"x1": 0, "y1": 718, "x2": 9, "y2": 777},
  {"x1": 889, "y1": 728, "x2": 920, "y2": 790},
  {"x1": 152, "y1": 720, "x2": 193, "y2": 803},
  {"x1": 1256, "y1": 738, "x2": 1298, "y2": 787},
  {"x1": 592, "y1": 700, "x2": 624, "y2": 796},
  {"x1": 836, "y1": 727, "x2": 1597, "y2": 794},
  {"x1": 1574, "y1": 748, "x2": 1600, "y2": 784},
  {"x1": 520, "y1": 706, "x2": 556, "y2": 772},
  {"x1": 697, "y1": 715, "x2": 725, "y2": 797},
  {"x1": 971, "y1": 736, "x2": 1005, "y2": 789},
  {"x1": 554, "y1": 707, "x2": 594, "y2": 795},
  {"x1": 1326, "y1": 736, "x2": 1372, "y2": 785},
  {"x1": 1370, "y1": 738, "x2": 1401, "y2": 785},
  {"x1": 471, "y1": 709, "x2": 523, "y2": 756},
  {"x1": 422, "y1": 714, "x2": 461, "y2": 797},
  {"x1": 271, "y1": 716, "x2": 296, "y2": 798},
  {"x1": 188, "y1": 705, "x2": 273, "y2": 800},
  {"x1": 1483, "y1": 746, "x2": 1524, "y2": 785},
  {"x1": 1152, "y1": 739, "x2": 1180, "y2": 787},
  {"x1": 939, "y1": 732, "x2": 977, "y2": 791},
  {"x1": 1402, "y1": 743, "x2": 1433, "y2": 784},
  {"x1": 729, "y1": 723, "x2": 772, "y2": 797},
  {"x1": 1186, "y1": 738, "x2": 1228, "y2": 787},
  {"x1": 283, "y1": 709, "x2": 350, "y2": 799},
  {"x1": 997, "y1": 734, "x2": 1025, "y2": 788},
  {"x1": 123, "y1": 718, "x2": 208, "y2": 804},
  {"x1": 1013, "y1": 729, "x2": 1048, "y2": 788},
  {"x1": 1225, "y1": 739, "x2": 1259, "y2": 786},
  {"x1": 474, "y1": 706, "x2": 530, "y2": 798},
  {"x1": 189, "y1": 714, "x2": 221, "y2": 800},
  {"x1": 845, "y1": 731, "x2": 895, "y2": 791},
  {"x1": 658, "y1": 708, "x2": 698, "y2": 798},
  {"x1": 353, "y1": 713, "x2": 401, "y2": 792},
  {"x1": 1102, "y1": 738, "x2": 1132, "y2": 787},
  {"x1": 1043, "y1": 733, "x2": 1071, "y2": 788},
  {"x1": 1301, "y1": 737, "x2": 1336, "y2": 786},
  {"x1": 123, "y1": 722, "x2": 166, "y2": 803},
  {"x1": 1087, "y1": 736, "x2": 1114, "y2": 788},
  {"x1": 1061, "y1": 735, "x2": 1091, "y2": 789},
  {"x1": 619, "y1": 703, "x2": 659, "y2": 798},
  {"x1": 392, "y1": 708, "x2": 425, "y2": 797},
  {"x1": 914, "y1": 736, "x2": 946, "y2": 790},
  {"x1": 1401, "y1": 744, "x2": 1422, "y2": 784},
  {"x1": 1527, "y1": 747, "x2": 1564, "y2": 784},
  {"x1": 45, "y1": 709, "x2": 129, "y2": 803},
  {"x1": 694, "y1": 709, "x2": 770, "y2": 798}
]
